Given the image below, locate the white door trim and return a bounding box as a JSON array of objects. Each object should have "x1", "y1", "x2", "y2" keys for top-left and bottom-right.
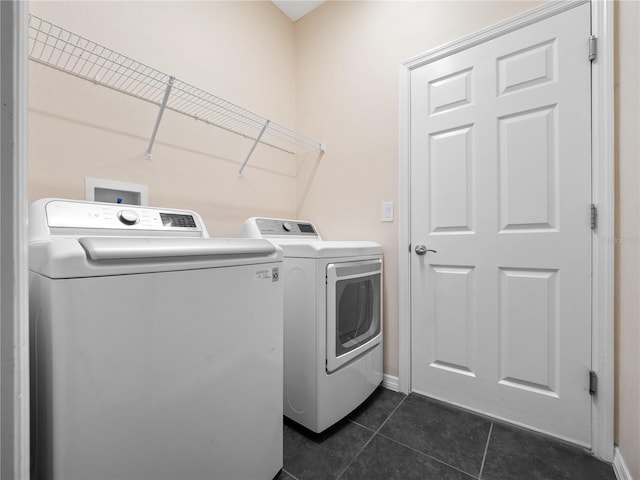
[
  {"x1": 397, "y1": 0, "x2": 614, "y2": 461},
  {"x1": 0, "y1": 1, "x2": 30, "y2": 478}
]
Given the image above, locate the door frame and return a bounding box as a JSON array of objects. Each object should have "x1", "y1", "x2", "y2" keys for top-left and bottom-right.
[
  {"x1": 0, "y1": 0, "x2": 30, "y2": 478},
  {"x1": 397, "y1": 0, "x2": 614, "y2": 461}
]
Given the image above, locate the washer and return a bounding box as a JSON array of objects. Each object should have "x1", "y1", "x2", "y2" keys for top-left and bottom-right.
[
  {"x1": 243, "y1": 217, "x2": 383, "y2": 433},
  {"x1": 29, "y1": 199, "x2": 283, "y2": 480}
]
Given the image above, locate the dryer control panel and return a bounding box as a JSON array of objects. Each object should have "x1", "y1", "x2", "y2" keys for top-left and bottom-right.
[{"x1": 243, "y1": 217, "x2": 320, "y2": 239}]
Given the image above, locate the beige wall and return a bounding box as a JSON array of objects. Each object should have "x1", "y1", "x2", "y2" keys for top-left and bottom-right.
[
  {"x1": 28, "y1": 0, "x2": 640, "y2": 472},
  {"x1": 294, "y1": 0, "x2": 542, "y2": 379},
  {"x1": 29, "y1": 1, "x2": 299, "y2": 236},
  {"x1": 615, "y1": 0, "x2": 640, "y2": 476}
]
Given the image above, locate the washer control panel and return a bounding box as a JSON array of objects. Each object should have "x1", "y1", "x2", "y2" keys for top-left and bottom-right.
[
  {"x1": 249, "y1": 218, "x2": 319, "y2": 238},
  {"x1": 117, "y1": 209, "x2": 140, "y2": 226},
  {"x1": 43, "y1": 199, "x2": 203, "y2": 233}
]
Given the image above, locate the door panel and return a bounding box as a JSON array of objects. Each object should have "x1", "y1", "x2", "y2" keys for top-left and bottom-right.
[
  {"x1": 410, "y1": 3, "x2": 591, "y2": 445},
  {"x1": 498, "y1": 267, "x2": 558, "y2": 395},
  {"x1": 429, "y1": 265, "x2": 476, "y2": 376},
  {"x1": 498, "y1": 105, "x2": 557, "y2": 231},
  {"x1": 429, "y1": 125, "x2": 474, "y2": 233}
]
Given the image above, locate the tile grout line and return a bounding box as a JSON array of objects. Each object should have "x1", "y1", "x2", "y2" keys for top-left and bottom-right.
[
  {"x1": 335, "y1": 394, "x2": 410, "y2": 480},
  {"x1": 334, "y1": 431, "x2": 375, "y2": 480},
  {"x1": 478, "y1": 422, "x2": 494, "y2": 479},
  {"x1": 281, "y1": 468, "x2": 302, "y2": 480},
  {"x1": 348, "y1": 417, "x2": 377, "y2": 433},
  {"x1": 375, "y1": 431, "x2": 479, "y2": 479},
  {"x1": 372, "y1": 393, "x2": 410, "y2": 434}
]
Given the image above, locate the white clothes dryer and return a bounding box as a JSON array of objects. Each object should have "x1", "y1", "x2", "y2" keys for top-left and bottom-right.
[
  {"x1": 29, "y1": 199, "x2": 283, "y2": 480},
  {"x1": 243, "y1": 217, "x2": 383, "y2": 433}
]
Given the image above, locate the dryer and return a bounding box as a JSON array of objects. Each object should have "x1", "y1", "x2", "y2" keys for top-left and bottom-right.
[
  {"x1": 243, "y1": 217, "x2": 383, "y2": 433},
  {"x1": 29, "y1": 199, "x2": 283, "y2": 480}
]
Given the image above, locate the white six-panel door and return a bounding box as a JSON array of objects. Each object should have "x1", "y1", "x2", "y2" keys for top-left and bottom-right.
[{"x1": 410, "y1": 3, "x2": 592, "y2": 446}]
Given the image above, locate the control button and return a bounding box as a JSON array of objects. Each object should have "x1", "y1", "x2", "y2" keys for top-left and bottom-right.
[
  {"x1": 282, "y1": 222, "x2": 293, "y2": 232},
  {"x1": 117, "y1": 209, "x2": 140, "y2": 226}
]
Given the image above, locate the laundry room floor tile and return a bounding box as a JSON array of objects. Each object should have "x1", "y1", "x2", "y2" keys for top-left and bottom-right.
[
  {"x1": 339, "y1": 434, "x2": 474, "y2": 480},
  {"x1": 347, "y1": 386, "x2": 405, "y2": 431},
  {"x1": 283, "y1": 418, "x2": 373, "y2": 480},
  {"x1": 378, "y1": 394, "x2": 491, "y2": 477},
  {"x1": 276, "y1": 470, "x2": 296, "y2": 480},
  {"x1": 481, "y1": 422, "x2": 618, "y2": 480},
  {"x1": 279, "y1": 387, "x2": 617, "y2": 480}
]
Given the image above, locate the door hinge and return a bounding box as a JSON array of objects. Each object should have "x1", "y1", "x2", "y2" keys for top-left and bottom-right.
[
  {"x1": 589, "y1": 35, "x2": 597, "y2": 62},
  {"x1": 591, "y1": 204, "x2": 598, "y2": 230},
  {"x1": 589, "y1": 370, "x2": 598, "y2": 396}
]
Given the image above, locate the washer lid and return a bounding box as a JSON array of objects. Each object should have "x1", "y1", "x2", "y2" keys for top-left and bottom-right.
[
  {"x1": 78, "y1": 237, "x2": 275, "y2": 261},
  {"x1": 29, "y1": 237, "x2": 282, "y2": 278}
]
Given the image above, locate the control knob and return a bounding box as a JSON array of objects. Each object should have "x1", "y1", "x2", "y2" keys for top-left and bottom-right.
[
  {"x1": 117, "y1": 209, "x2": 140, "y2": 226},
  {"x1": 282, "y1": 221, "x2": 294, "y2": 232}
]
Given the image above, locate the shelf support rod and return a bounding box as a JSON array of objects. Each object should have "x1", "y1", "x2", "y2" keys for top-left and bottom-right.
[
  {"x1": 146, "y1": 76, "x2": 175, "y2": 160},
  {"x1": 238, "y1": 119, "x2": 270, "y2": 177}
]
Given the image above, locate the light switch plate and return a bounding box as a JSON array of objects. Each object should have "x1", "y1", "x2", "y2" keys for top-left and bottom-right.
[{"x1": 381, "y1": 202, "x2": 394, "y2": 222}]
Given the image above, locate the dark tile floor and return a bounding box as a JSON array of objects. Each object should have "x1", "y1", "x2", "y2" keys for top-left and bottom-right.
[{"x1": 277, "y1": 387, "x2": 617, "y2": 480}]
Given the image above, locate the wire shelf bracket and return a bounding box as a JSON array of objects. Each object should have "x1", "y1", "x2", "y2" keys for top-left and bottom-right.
[
  {"x1": 238, "y1": 119, "x2": 270, "y2": 178},
  {"x1": 27, "y1": 14, "x2": 326, "y2": 174},
  {"x1": 146, "y1": 76, "x2": 174, "y2": 160}
]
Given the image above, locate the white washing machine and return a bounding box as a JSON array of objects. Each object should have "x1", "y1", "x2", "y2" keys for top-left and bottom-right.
[
  {"x1": 29, "y1": 199, "x2": 283, "y2": 480},
  {"x1": 243, "y1": 217, "x2": 383, "y2": 433}
]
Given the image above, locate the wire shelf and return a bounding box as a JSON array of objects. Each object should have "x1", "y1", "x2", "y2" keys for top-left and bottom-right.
[{"x1": 27, "y1": 14, "x2": 325, "y2": 171}]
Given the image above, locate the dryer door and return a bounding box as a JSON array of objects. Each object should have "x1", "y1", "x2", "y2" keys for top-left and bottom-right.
[{"x1": 326, "y1": 259, "x2": 382, "y2": 373}]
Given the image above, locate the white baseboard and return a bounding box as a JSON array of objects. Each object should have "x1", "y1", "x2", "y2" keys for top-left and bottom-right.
[
  {"x1": 614, "y1": 446, "x2": 634, "y2": 480},
  {"x1": 382, "y1": 374, "x2": 400, "y2": 392}
]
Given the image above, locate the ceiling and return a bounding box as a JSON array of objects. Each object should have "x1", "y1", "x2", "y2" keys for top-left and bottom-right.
[{"x1": 272, "y1": 1, "x2": 325, "y2": 21}]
